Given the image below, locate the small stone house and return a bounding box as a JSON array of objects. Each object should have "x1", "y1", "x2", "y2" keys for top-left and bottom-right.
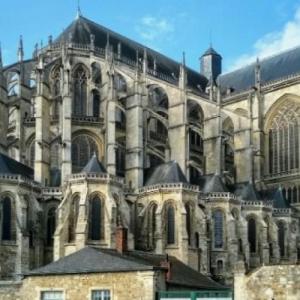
[{"x1": 20, "y1": 234, "x2": 225, "y2": 300}]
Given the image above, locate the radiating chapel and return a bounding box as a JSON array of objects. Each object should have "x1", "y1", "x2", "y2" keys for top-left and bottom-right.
[{"x1": 0, "y1": 12, "x2": 300, "y2": 287}]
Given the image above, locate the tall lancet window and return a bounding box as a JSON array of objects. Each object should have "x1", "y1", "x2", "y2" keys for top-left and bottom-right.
[
  {"x1": 166, "y1": 204, "x2": 175, "y2": 245},
  {"x1": 73, "y1": 65, "x2": 87, "y2": 116},
  {"x1": 278, "y1": 221, "x2": 286, "y2": 258},
  {"x1": 147, "y1": 203, "x2": 157, "y2": 250},
  {"x1": 51, "y1": 66, "x2": 61, "y2": 118},
  {"x1": 268, "y1": 101, "x2": 300, "y2": 174},
  {"x1": 1, "y1": 197, "x2": 14, "y2": 241},
  {"x1": 88, "y1": 196, "x2": 104, "y2": 241},
  {"x1": 68, "y1": 196, "x2": 80, "y2": 243},
  {"x1": 213, "y1": 210, "x2": 224, "y2": 249}
]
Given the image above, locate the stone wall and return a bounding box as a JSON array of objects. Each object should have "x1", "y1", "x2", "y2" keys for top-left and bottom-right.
[
  {"x1": 0, "y1": 281, "x2": 21, "y2": 300},
  {"x1": 234, "y1": 264, "x2": 300, "y2": 300},
  {"x1": 20, "y1": 271, "x2": 164, "y2": 300}
]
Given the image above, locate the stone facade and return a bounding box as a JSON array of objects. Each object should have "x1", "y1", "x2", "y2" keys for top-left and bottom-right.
[
  {"x1": 19, "y1": 271, "x2": 163, "y2": 300},
  {"x1": 234, "y1": 263, "x2": 300, "y2": 300},
  {"x1": 0, "y1": 13, "x2": 300, "y2": 290}
]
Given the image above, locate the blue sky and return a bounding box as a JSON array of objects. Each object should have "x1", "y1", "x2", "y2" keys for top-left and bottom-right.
[{"x1": 1, "y1": 0, "x2": 300, "y2": 72}]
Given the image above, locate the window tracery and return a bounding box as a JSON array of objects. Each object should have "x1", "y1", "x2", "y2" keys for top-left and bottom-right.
[
  {"x1": 213, "y1": 210, "x2": 224, "y2": 249},
  {"x1": 73, "y1": 65, "x2": 87, "y2": 116},
  {"x1": 88, "y1": 196, "x2": 104, "y2": 241},
  {"x1": 268, "y1": 101, "x2": 300, "y2": 174}
]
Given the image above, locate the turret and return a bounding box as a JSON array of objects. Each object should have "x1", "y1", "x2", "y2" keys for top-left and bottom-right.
[{"x1": 200, "y1": 46, "x2": 222, "y2": 83}]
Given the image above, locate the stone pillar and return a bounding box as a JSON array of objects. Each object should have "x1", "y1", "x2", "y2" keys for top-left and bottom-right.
[
  {"x1": 126, "y1": 77, "x2": 144, "y2": 188},
  {"x1": 106, "y1": 75, "x2": 116, "y2": 175},
  {"x1": 61, "y1": 62, "x2": 72, "y2": 182},
  {"x1": 34, "y1": 59, "x2": 50, "y2": 185},
  {"x1": 155, "y1": 210, "x2": 163, "y2": 254}
]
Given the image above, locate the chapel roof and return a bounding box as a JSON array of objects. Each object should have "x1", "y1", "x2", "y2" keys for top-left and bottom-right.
[
  {"x1": 0, "y1": 152, "x2": 33, "y2": 179},
  {"x1": 234, "y1": 182, "x2": 261, "y2": 201},
  {"x1": 55, "y1": 15, "x2": 208, "y2": 91},
  {"x1": 81, "y1": 153, "x2": 107, "y2": 174},
  {"x1": 202, "y1": 174, "x2": 228, "y2": 193},
  {"x1": 144, "y1": 161, "x2": 188, "y2": 186},
  {"x1": 218, "y1": 46, "x2": 300, "y2": 94}
]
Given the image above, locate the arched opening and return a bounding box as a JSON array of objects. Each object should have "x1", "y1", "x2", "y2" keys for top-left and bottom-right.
[
  {"x1": 114, "y1": 73, "x2": 127, "y2": 94},
  {"x1": 147, "y1": 203, "x2": 157, "y2": 250},
  {"x1": 195, "y1": 232, "x2": 200, "y2": 248},
  {"x1": 148, "y1": 117, "x2": 168, "y2": 145},
  {"x1": 1, "y1": 197, "x2": 14, "y2": 241},
  {"x1": 185, "y1": 203, "x2": 193, "y2": 246},
  {"x1": 267, "y1": 100, "x2": 300, "y2": 175},
  {"x1": 91, "y1": 62, "x2": 101, "y2": 87},
  {"x1": 213, "y1": 210, "x2": 224, "y2": 249},
  {"x1": 73, "y1": 65, "x2": 88, "y2": 116},
  {"x1": 223, "y1": 117, "x2": 235, "y2": 183},
  {"x1": 88, "y1": 196, "x2": 104, "y2": 241},
  {"x1": 29, "y1": 139, "x2": 35, "y2": 168},
  {"x1": 68, "y1": 196, "x2": 80, "y2": 243},
  {"x1": 7, "y1": 71, "x2": 20, "y2": 96},
  {"x1": 166, "y1": 204, "x2": 175, "y2": 245},
  {"x1": 149, "y1": 86, "x2": 169, "y2": 111},
  {"x1": 278, "y1": 221, "x2": 286, "y2": 258},
  {"x1": 248, "y1": 218, "x2": 257, "y2": 253},
  {"x1": 46, "y1": 207, "x2": 56, "y2": 246},
  {"x1": 71, "y1": 134, "x2": 100, "y2": 173},
  {"x1": 50, "y1": 141, "x2": 61, "y2": 186},
  {"x1": 92, "y1": 89, "x2": 100, "y2": 118}
]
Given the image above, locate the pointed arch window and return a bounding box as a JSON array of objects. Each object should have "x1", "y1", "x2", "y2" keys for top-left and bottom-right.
[
  {"x1": 248, "y1": 218, "x2": 257, "y2": 253},
  {"x1": 166, "y1": 205, "x2": 175, "y2": 245},
  {"x1": 50, "y1": 142, "x2": 61, "y2": 187},
  {"x1": 29, "y1": 140, "x2": 35, "y2": 168},
  {"x1": 268, "y1": 102, "x2": 300, "y2": 174},
  {"x1": 1, "y1": 197, "x2": 14, "y2": 241},
  {"x1": 73, "y1": 65, "x2": 87, "y2": 116},
  {"x1": 68, "y1": 196, "x2": 79, "y2": 243},
  {"x1": 278, "y1": 221, "x2": 286, "y2": 258},
  {"x1": 92, "y1": 90, "x2": 100, "y2": 118},
  {"x1": 147, "y1": 203, "x2": 157, "y2": 250},
  {"x1": 72, "y1": 135, "x2": 99, "y2": 173},
  {"x1": 46, "y1": 207, "x2": 56, "y2": 246},
  {"x1": 213, "y1": 210, "x2": 224, "y2": 249},
  {"x1": 185, "y1": 204, "x2": 193, "y2": 246},
  {"x1": 88, "y1": 196, "x2": 104, "y2": 241}
]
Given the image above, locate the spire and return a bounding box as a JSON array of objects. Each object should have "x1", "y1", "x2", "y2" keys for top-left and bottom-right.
[
  {"x1": 18, "y1": 35, "x2": 24, "y2": 62},
  {"x1": 76, "y1": 0, "x2": 82, "y2": 19}
]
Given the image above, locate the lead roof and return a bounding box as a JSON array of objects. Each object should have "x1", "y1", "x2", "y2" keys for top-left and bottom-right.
[{"x1": 218, "y1": 46, "x2": 300, "y2": 94}]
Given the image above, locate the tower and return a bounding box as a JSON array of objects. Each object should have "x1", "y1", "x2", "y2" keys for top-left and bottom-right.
[{"x1": 200, "y1": 47, "x2": 222, "y2": 83}]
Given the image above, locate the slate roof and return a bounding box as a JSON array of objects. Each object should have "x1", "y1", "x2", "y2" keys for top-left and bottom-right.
[
  {"x1": 202, "y1": 47, "x2": 222, "y2": 58},
  {"x1": 218, "y1": 46, "x2": 300, "y2": 94},
  {"x1": 234, "y1": 183, "x2": 261, "y2": 201},
  {"x1": 272, "y1": 187, "x2": 290, "y2": 209},
  {"x1": 81, "y1": 153, "x2": 107, "y2": 174},
  {"x1": 55, "y1": 16, "x2": 208, "y2": 91},
  {"x1": 144, "y1": 161, "x2": 188, "y2": 186},
  {"x1": 202, "y1": 174, "x2": 228, "y2": 193},
  {"x1": 26, "y1": 247, "x2": 224, "y2": 290},
  {"x1": 0, "y1": 152, "x2": 33, "y2": 179}
]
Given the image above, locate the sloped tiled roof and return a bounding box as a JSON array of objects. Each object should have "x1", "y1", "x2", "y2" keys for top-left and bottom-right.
[
  {"x1": 145, "y1": 161, "x2": 188, "y2": 186},
  {"x1": 0, "y1": 153, "x2": 33, "y2": 179},
  {"x1": 202, "y1": 174, "x2": 228, "y2": 193},
  {"x1": 234, "y1": 183, "x2": 261, "y2": 201},
  {"x1": 81, "y1": 153, "x2": 106, "y2": 174},
  {"x1": 219, "y1": 46, "x2": 300, "y2": 94},
  {"x1": 55, "y1": 16, "x2": 208, "y2": 91},
  {"x1": 26, "y1": 247, "x2": 225, "y2": 290},
  {"x1": 272, "y1": 187, "x2": 290, "y2": 209}
]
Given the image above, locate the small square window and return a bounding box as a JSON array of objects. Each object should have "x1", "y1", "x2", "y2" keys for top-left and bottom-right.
[
  {"x1": 91, "y1": 290, "x2": 111, "y2": 300},
  {"x1": 41, "y1": 291, "x2": 63, "y2": 300}
]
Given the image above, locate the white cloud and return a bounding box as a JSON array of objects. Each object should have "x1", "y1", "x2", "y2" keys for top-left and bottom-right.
[
  {"x1": 136, "y1": 16, "x2": 174, "y2": 42},
  {"x1": 229, "y1": 6, "x2": 300, "y2": 71}
]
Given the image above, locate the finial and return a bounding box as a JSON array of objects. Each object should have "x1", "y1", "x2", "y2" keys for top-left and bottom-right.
[
  {"x1": 18, "y1": 35, "x2": 24, "y2": 62},
  {"x1": 182, "y1": 51, "x2": 186, "y2": 66},
  {"x1": 48, "y1": 35, "x2": 53, "y2": 46},
  {"x1": 76, "y1": 0, "x2": 82, "y2": 19}
]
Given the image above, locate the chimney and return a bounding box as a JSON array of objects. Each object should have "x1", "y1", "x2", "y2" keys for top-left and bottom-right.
[
  {"x1": 160, "y1": 255, "x2": 172, "y2": 282},
  {"x1": 116, "y1": 226, "x2": 128, "y2": 254}
]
